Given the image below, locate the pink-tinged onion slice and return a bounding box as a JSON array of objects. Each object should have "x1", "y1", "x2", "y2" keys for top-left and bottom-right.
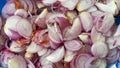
[
  {"x1": 26, "y1": 42, "x2": 43, "y2": 53},
  {"x1": 64, "y1": 39, "x2": 82, "y2": 51},
  {"x1": 91, "y1": 27, "x2": 105, "y2": 43},
  {"x1": 70, "y1": 53, "x2": 92, "y2": 68},
  {"x1": 2, "y1": 1, "x2": 16, "y2": 18},
  {"x1": 64, "y1": 50, "x2": 76, "y2": 62},
  {"x1": 8, "y1": 55, "x2": 27, "y2": 68},
  {"x1": 42, "y1": 0, "x2": 57, "y2": 6},
  {"x1": 63, "y1": 17, "x2": 82, "y2": 40},
  {"x1": 47, "y1": 23, "x2": 62, "y2": 43},
  {"x1": 85, "y1": 58, "x2": 107, "y2": 68},
  {"x1": 59, "y1": 0, "x2": 79, "y2": 10},
  {"x1": 95, "y1": 0, "x2": 118, "y2": 15},
  {"x1": 25, "y1": 0, "x2": 33, "y2": 13},
  {"x1": 91, "y1": 42, "x2": 108, "y2": 58},
  {"x1": 78, "y1": 33, "x2": 92, "y2": 44},
  {"x1": 16, "y1": 18, "x2": 33, "y2": 38},
  {"x1": 35, "y1": 8, "x2": 48, "y2": 29},
  {"x1": 94, "y1": 13, "x2": 114, "y2": 34},
  {"x1": 9, "y1": 41, "x2": 25, "y2": 52},
  {"x1": 26, "y1": 59, "x2": 35, "y2": 68},
  {"x1": 37, "y1": 48, "x2": 48, "y2": 56},
  {"x1": 107, "y1": 48, "x2": 119, "y2": 64},
  {"x1": 42, "y1": 64, "x2": 53, "y2": 68},
  {"x1": 46, "y1": 46, "x2": 65, "y2": 63},
  {"x1": 76, "y1": 0, "x2": 95, "y2": 12},
  {"x1": 79, "y1": 12, "x2": 93, "y2": 32},
  {"x1": 14, "y1": 9, "x2": 28, "y2": 18},
  {"x1": 40, "y1": 49, "x2": 53, "y2": 65}
]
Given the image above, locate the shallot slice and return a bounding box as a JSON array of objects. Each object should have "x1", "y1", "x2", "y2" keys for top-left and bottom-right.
[
  {"x1": 8, "y1": 55, "x2": 27, "y2": 68},
  {"x1": 26, "y1": 42, "x2": 43, "y2": 53},
  {"x1": 64, "y1": 50, "x2": 76, "y2": 62},
  {"x1": 59, "y1": 0, "x2": 79, "y2": 10},
  {"x1": 9, "y1": 41, "x2": 25, "y2": 52},
  {"x1": 76, "y1": 0, "x2": 95, "y2": 12},
  {"x1": 64, "y1": 39, "x2": 82, "y2": 51},
  {"x1": 35, "y1": 8, "x2": 48, "y2": 29},
  {"x1": 79, "y1": 12, "x2": 93, "y2": 32},
  {"x1": 16, "y1": 18, "x2": 33, "y2": 38},
  {"x1": 91, "y1": 27, "x2": 105, "y2": 43},
  {"x1": 46, "y1": 46, "x2": 65, "y2": 63},
  {"x1": 95, "y1": 0, "x2": 118, "y2": 15},
  {"x1": 14, "y1": 9, "x2": 28, "y2": 18},
  {"x1": 63, "y1": 17, "x2": 82, "y2": 40},
  {"x1": 91, "y1": 42, "x2": 108, "y2": 58}
]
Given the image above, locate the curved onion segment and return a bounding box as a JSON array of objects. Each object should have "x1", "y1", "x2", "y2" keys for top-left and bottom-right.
[
  {"x1": 42, "y1": 0, "x2": 57, "y2": 5},
  {"x1": 10, "y1": 41, "x2": 25, "y2": 52},
  {"x1": 64, "y1": 17, "x2": 82, "y2": 40},
  {"x1": 79, "y1": 12, "x2": 93, "y2": 32},
  {"x1": 59, "y1": 0, "x2": 79, "y2": 10},
  {"x1": 48, "y1": 23, "x2": 62, "y2": 43},
  {"x1": 71, "y1": 53, "x2": 92, "y2": 68},
  {"x1": 91, "y1": 27, "x2": 105, "y2": 43},
  {"x1": 8, "y1": 55, "x2": 27, "y2": 68},
  {"x1": 64, "y1": 40, "x2": 82, "y2": 51},
  {"x1": 16, "y1": 18, "x2": 33, "y2": 38},
  {"x1": 14, "y1": 9, "x2": 28, "y2": 18},
  {"x1": 26, "y1": 42, "x2": 43, "y2": 53},
  {"x1": 4, "y1": 16, "x2": 22, "y2": 39},
  {"x1": 95, "y1": 0, "x2": 118, "y2": 15},
  {"x1": 46, "y1": 46, "x2": 65, "y2": 63},
  {"x1": 76, "y1": 0, "x2": 95, "y2": 12},
  {"x1": 91, "y1": 42, "x2": 108, "y2": 58},
  {"x1": 94, "y1": 13, "x2": 114, "y2": 33},
  {"x1": 64, "y1": 50, "x2": 76, "y2": 62}
]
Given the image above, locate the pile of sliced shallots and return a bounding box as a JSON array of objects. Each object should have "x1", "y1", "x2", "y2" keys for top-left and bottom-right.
[{"x1": 1, "y1": 0, "x2": 120, "y2": 68}]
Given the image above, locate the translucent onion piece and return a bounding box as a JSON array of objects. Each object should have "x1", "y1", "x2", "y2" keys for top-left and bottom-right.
[
  {"x1": 16, "y1": 18, "x2": 33, "y2": 38},
  {"x1": 10, "y1": 41, "x2": 25, "y2": 52},
  {"x1": 94, "y1": 13, "x2": 114, "y2": 33},
  {"x1": 107, "y1": 48, "x2": 119, "y2": 64},
  {"x1": 66, "y1": 11, "x2": 77, "y2": 24},
  {"x1": 70, "y1": 53, "x2": 92, "y2": 68},
  {"x1": 35, "y1": 8, "x2": 48, "y2": 29},
  {"x1": 59, "y1": 0, "x2": 79, "y2": 10},
  {"x1": 40, "y1": 49, "x2": 53, "y2": 65},
  {"x1": 76, "y1": 0, "x2": 95, "y2": 12},
  {"x1": 26, "y1": 42, "x2": 43, "y2": 53},
  {"x1": 4, "y1": 16, "x2": 22, "y2": 39},
  {"x1": 42, "y1": 64, "x2": 53, "y2": 68},
  {"x1": 25, "y1": 0, "x2": 33, "y2": 13},
  {"x1": 91, "y1": 42, "x2": 108, "y2": 58},
  {"x1": 46, "y1": 46, "x2": 65, "y2": 63},
  {"x1": 42, "y1": 0, "x2": 57, "y2": 6},
  {"x1": 64, "y1": 39, "x2": 82, "y2": 51},
  {"x1": 37, "y1": 48, "x2": 48, "y2": 56},
  {"x1": 107, "y1": 36, "x2": 120, "y2": 49},
  {"x1": 78, "y1": 33, "x2": 92, "y2": 44},
  {"x1": 8, "y1": 55, "x2": 27, "y2": 68},
  {"x1": 47, "y1": 23, "x2": 62, "y2": 43},
  {"x1": 14, "y1": 9, "x2": 28, "y2": 18},
  {"x1": 95, "y1": 0, "x2": 118, "y2": 15},
  {"x1": 64, "y1": 50, "x2": 76, "y2": 62},
  {"x1": 63, "y1": 17, "x2": 82, "y2": 40},
  {"x1": 91, "y1": 27, "x2": 105, "y2": 43},
  {"x1": 87, "y1": 6, "x2": 97, "y2": 13},
  {"x1": 2, "y1": 1, "x2": 16, "y2": 18},
  {"x1": 116, "y1": 0, "x2": 120, "y2": 11},
  {"x1": 79, "y1": 12, "x2": 93, "y2": 32}
]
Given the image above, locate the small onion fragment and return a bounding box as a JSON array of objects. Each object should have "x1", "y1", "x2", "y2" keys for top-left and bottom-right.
[
  {"x1": 64, "y1": 39, "x2": 82, "y2": 51},
  {"x1": 46, "y1": 46, "x2": 65, "y2": 63},
  {"x1": 91, "y1": 42, "x2": 108, "y2": 58}
]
